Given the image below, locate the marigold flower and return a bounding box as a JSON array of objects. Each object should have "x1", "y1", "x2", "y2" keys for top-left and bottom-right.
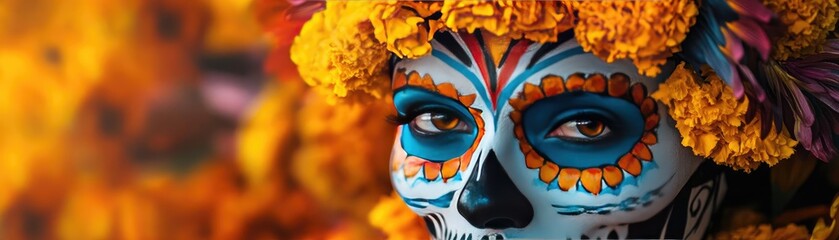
[
  {"x1": 714, "y1": 224, "x2": 810, "y2": 240},
  {"x1": 370, "y1": 1, "x2": 443, "y2": 59},
  {"x1": 291, "y1": 2, "x2": 391, "y2": 104},
  {"x1": 369, "y1": 192, "x2": 430, "y2": 240},
  {"x1": 812, "y1": 194, "x2": 839, "y2": 240},
  {"x1": 574, "y1": 0, "x2": 698, "y2": 77},
  {"x1": 652, "y1": 63, "x2": 798, "y2": 171},
  {"x1": 441, "y1": 0, "x2": 574, "y2": 43},
  {"x1": 763, "y1": 0, "x2": 839, "y2": 60},
  {"x1": 292, "y1": 92, "x2": 395, "y2": 219}
]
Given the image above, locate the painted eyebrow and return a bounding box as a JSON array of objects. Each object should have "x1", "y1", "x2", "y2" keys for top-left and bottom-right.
[
  {"x1": 527, "y1": 31, "x2": 574, "y2": 69},
  {"x1": 434, "y1": 31, "x2": 473, "y2": 67}
]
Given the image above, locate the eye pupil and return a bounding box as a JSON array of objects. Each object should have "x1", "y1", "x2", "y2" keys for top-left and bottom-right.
[
  {"x1": 576, "y1": 120, "x2": 604, "y2": 137},
  {"x1": 431, "y1": 113, "x2": 460, "y2": 130}
]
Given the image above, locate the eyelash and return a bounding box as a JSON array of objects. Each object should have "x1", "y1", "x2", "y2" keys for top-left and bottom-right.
[
  {"x1": 387, "y1": 113, "x2": 413, "y2": 126},
  {"x1": 387, "y1": 107, "x2": 463, "y2": 127}
]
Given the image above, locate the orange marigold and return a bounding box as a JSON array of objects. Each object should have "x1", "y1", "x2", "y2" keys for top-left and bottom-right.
[
  {"x1": 574, "y1": 0, "x2": 698, "y2": 77},
  {"x1": 714, "y1": 224, "x2": 810, "y2": 240},
  {"x1": 369, "y1": 192, "x2": 430, "y2": 240},
  {"x1": 441, "y1": 0, "x2": 574, "y2": 43},
  {"x1": 652, "y1": 63, "x2": 797, "y2": 171},
  {"x1": 291, "y1": 2, "x2": 391, "y2": 104},
  {"x1": 370, "y1": 1, "x2": 443, "y2": 59},
  {"x1": 763, "y1": 0, "x2": 839, "y2": 60}
]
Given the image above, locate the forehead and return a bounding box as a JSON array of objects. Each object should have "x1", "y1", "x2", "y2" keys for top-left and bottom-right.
[{"x1": 393, "y1": 32, "x2": 660, "y2": 115}]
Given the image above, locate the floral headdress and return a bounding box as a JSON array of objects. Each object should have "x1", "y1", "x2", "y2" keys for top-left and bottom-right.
[{"x1": 271, "y1": 0, "x2": 839, "y2": 172}]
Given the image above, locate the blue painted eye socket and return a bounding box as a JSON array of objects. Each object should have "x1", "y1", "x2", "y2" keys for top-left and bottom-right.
[
  {"x1": 522, "y1": 92, "x2": 644, "y2": 169},
  {"x1": 394, "y1": 87, "x2": 478, "y2": 162}
]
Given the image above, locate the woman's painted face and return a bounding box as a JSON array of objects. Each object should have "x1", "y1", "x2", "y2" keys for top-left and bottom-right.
[{"x1": 389, "y1": 31, "x2": 725, "y2": 239}]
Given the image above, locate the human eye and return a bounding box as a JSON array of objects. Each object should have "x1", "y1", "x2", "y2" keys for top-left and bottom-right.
[
  {"x1": 547, "y1": 116, "x2": 612, "y2": 142},
  {"x1": 410, "y1": 111, "x2": 469, "y2": 135}
]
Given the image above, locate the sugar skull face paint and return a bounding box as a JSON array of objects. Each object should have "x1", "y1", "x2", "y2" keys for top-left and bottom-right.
[{"x1": 389, "y1": 31, "x2": 726, "y2": 239}]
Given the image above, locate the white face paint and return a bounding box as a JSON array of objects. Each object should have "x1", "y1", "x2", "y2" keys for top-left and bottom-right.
[{"x1": 388, "y1": 31, "x2": 723, "y2": 239}]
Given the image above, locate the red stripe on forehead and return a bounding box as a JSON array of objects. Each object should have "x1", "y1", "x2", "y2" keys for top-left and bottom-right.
[
  {"x1": 459, "y1": 32, "x2": 493, "y2": 108},
  {"x1": 497, "y1": 41, "x2": 529, "y2": 97}
]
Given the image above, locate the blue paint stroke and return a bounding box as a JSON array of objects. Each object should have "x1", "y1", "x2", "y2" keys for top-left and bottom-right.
[
  {"x1": 432, "y1": 50, "x2": 491, "y2": 109},
  {"x1": 494, "y1": 47, "x2": 585, "y2": 119},
  {"x1": 400, "y1": 191, "x2": 457, "y2": 209},
  {"x1": 552, "y1": 173, "x2": 675, "y2": 215}
]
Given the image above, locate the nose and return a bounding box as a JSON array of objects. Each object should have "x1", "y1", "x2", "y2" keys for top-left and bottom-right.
[{"x1": 457, "y1": 150, "x2": 533, "y2": 229}]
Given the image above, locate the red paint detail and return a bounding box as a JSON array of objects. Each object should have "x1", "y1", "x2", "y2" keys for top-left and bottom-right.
[
  {"x1": 459, "y1": 32, "x2": 493, "y2": 108},
  {"x1": 497, "y1": 41, "x2": 529, "y2": 98}
]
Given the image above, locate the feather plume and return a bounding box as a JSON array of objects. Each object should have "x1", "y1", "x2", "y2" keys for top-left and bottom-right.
[
  {"x1": 680, "y1": 0, "x2": 778, "y2": 135},
  {"x1": 775, "y1": 40, "x2": 839, "y2": 161}
]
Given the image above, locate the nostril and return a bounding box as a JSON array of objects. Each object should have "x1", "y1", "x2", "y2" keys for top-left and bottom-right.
[
  {"x1": 484, "y1": 218, "x2": 517, "y2": 229},
  {"x1": 457, "y1": 150, "x2": 534, "y2": 229}
]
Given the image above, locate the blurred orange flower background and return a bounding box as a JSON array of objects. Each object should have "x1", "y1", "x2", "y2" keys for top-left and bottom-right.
[{"x1": 0, "y1": 0, "x2": 426, "y2": 239}]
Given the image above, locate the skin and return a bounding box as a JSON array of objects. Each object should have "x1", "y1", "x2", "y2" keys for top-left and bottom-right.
[{"x1": 388, "y1": 31, "x2": 706, "y2": 239}]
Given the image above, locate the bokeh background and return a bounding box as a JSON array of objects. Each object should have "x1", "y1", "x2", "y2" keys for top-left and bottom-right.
[{"x1": 0, "y1": 0, "x2": 427, "y2": 239}]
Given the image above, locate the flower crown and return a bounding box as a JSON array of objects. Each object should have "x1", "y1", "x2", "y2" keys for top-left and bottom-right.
[{"x1": 276, "y1": 0, "x2": 839, "y2": 171}]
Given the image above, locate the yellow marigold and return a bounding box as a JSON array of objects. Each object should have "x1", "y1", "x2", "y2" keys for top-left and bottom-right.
[
  {"x1": 291, "y1": 2, "x2": 391, "y2": 104},
  {"x1": 370, "y1": 1, "x2": 443, "y2": 59},
  {"x1": 714, "y1": 224, "x2": 810, "y2": 240},
  {"x1": 812, "y1": 194, "x2": 839, "y2": 240},
  {"x1": 292, "y1": 91, "x2": 395, "y2": 220},
  {"x1": 574, "y1": 0, "x2": 698, "y2": 77},
  {"x1": 441, "y1": 0, "x2": 575, "y2": 43},
  {"x1": 652, "y1": 63, "x2": 798, "y2": 172},
  {"x1": 369, "y1": 192, "x2": 430, "y2": 240},
  {"x1": 763, "y1": 0, "x2": 839, "y2": 60}
]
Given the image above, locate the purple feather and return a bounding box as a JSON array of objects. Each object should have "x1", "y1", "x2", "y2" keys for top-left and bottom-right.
[
  {"x1": 727, "y1": 18, "x2": 772, "y2": 60},
  {"x1": 727, "y1": 0, "x2": 773, "y2": 22},
  {"x1": 778, "y1": 39, "x2": 839, "y2": 162}
]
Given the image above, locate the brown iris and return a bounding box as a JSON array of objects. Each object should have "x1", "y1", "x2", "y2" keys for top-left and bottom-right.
[
  {"x1": 576, "y1": 119, "x2": 605, "y2": 137},
  {"x1": 430, "y1": 113, "x2": 460, "y2": 130}
]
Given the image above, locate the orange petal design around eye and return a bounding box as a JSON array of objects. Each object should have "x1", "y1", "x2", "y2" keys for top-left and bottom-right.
[
  {"x1": 436, "y1": 83, "x2": 459, "y2": 99},
  {"x1": 403, "y1": 156, "x2": 424, "y2": 178},
  {"x1": 514, "y1": 126, "x2": 525, "y2": 139},
  {"x1": 459, "y1": 94, "x2": 476, "y2": 106},
  {"x1": 631, "y1": 142, "x2": 652, "y2": 161},
  {"x1": 565, "y1": 74, "x2": 586, "y2": 91},
  {"x1": 460, "y1": 150, "x2": 473, "y2": 172},
  {"x1": 509, "y1": 111, "x2": 522, "y2": 123},
  {"x1": 602, "y1": 166, "x2": 624, "y2": 188},
  {"x1": 645, "y1": 113, "x2": 660, "y2": 131},
  {"x1": 631, "y1": 83, "x2": 647, "y2": 105},
  {"x1": 525, "y1": 151, "x2": 545, "y2": 169},
  {"x1": 519, "y1": 142, "x2": 533, "y2": 155},
  {"x1": 509, "y1": 98, "x2": 529, "y2": 111},
  {"x1": 541, "y1": 75, "x2": 565, "y2": 96},
  {"x1": 420, "y1": 74, "x2": 436, "y2": 91},
  {"x1": 641, "y1": 132, "x2": 658, "y2": 145},
  {"x1": 407, "y1": 71, "x2": 422, "y2": 86},
  {"x1": 424, "y1": 162, "x2": 441, "y2": 181},
  {"x1": 523, "y1": 83, "x2": 545, "y2": 102},
  {"x1": 539, "y1": 162, "x2": 560, "y2": 183},
  {"x1": 580, "y1": 168, "x2": 603, "y2": 195},
  {"x1": 608, "y1": 73, "x2": 630, "y2": 97},
  {"x1": 618, "y1": 154, "x2": 642, "y2": 176},
  {"x1": 393, "y1": 71, "x2": 408, "y2": 89},
  {"x1": 640, "y1": 98, "x2": 656, "y2": 116},
  {"x1": 441, "y1": 159, "x2": 460, "y2": 180},
  {"x1": 558, "y1": 168, "x2": 581, "y2": 191},
  {"x1": 583, "y1": 74, "x2": 607, "y2": 93}
]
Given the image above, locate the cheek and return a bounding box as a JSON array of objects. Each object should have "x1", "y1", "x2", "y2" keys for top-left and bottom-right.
[
  {"x1": 645, "y1": 102, "x2": 704, "y2": 189},
  {"x1": 388, "y1": 123, "x2": 487, "y2": 212}
]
